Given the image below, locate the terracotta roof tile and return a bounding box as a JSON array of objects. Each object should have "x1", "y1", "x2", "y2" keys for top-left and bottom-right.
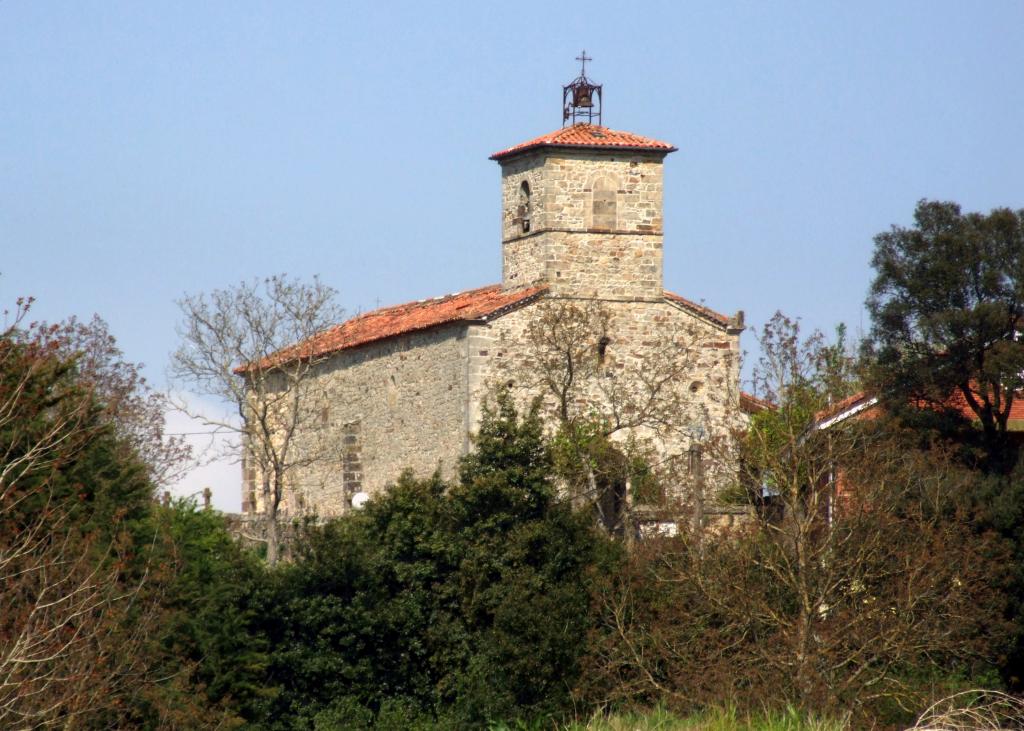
[
  {"x1": 490, "y1": 124, "x2": 677, "y2": 161},
  {"x1": 740, "y1": 391, "x2": 775, "y2": 414},
  {"x1": 663, "y1": 291, "x2": 731, "y2": 327},
  {"x1": 815, "y1": 387, "x2": 1024, "y2": 428},
  {"x1": 933, "y1": 388, "x2": 1024, "y2": 422},
  {"x1": 238, "y1": 285, "x2": 545, "y2": 373},
  {"x1": 815, "y1": 391, "x2": 875, "y2": 422},
  {"x1": 239, "y1": 285, "x2": 735, "y2": 374}
]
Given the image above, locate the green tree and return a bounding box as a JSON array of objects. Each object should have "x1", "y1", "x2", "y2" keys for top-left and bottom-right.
[
  {"x1": 152, "y1": 500, "x2": 271, "y2": 724},
  {"x1": 0, "y1": 301, "x2": 217, "y2": 727},
  {"x1": 250, "y1": 392, "x2": 613, "y2": 729},
  {"x1": 0, "y1": 297, "x2": 275, "y2": 728},
  {"x1": 865, "y1": 199, "x2": 1024, "y2": 471},
  {"x1": 446, "y1": 394, "x2": 609, "y2": 724}
]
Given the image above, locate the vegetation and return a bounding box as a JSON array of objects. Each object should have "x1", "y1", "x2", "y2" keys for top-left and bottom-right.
[
  {"x1": 246, "y1": 393, "x2": 614, "y2": 728},
  {"x1": 865, "y1": 199, "x2": 1024, "y2": 473},
  {"x1": 577, "y1": 314, "x2": 1010, "y2": 726},
  {"x1": 170, "y1": 274, "x2": 343, "y2": 564},
  {"x1": 0, "y1": 300, "x2": 253, "y2": 727},
  {"x1": 554, "y1": 706, "x2": 851, "y2": 731},
  {"x1": 5, "y1": 198, "x2": 1024, "y2": 726},
  {"x1": 866, "y1": 201, "x2": 1024, "y2": 692},
  {"x1": 508, "y1": 299, "x2": 739, "y2": 538}
]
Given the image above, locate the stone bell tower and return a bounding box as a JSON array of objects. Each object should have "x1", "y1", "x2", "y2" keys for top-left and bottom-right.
[{"x1": 490, "y1": 54, "x2": 677, "y2": 301}]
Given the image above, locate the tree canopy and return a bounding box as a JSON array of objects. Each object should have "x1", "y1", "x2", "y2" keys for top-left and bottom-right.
[
  {"x1": 249, "y1": 392, "x2": 613, "y2": 728},
  {"x1": 171, "y1": 274, "x2": 343, "y2": 564},
  {"x1": 866, "y1": 199, "x2": 1024, "y2": 470}
]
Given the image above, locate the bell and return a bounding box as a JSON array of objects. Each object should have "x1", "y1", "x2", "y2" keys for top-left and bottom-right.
[{"x1": 573, "y1": 86, "x2": 593, "y2": 108}]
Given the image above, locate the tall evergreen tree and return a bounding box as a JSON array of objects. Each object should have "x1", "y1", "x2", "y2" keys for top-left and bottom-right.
[{"x1": 865, "y1": 199, "x2": 1024, "y2": 471}]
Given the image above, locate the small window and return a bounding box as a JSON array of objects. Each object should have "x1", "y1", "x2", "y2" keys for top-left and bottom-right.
[
  {"x1": 518, "y1": 181, "x2": 531, "y2": 233},
  {"x1": 688, "y1": 444, "x2": 703, "y2": 473},
  {"x1": 598, "y1": 336, "x2": 611, "y2": 364}
]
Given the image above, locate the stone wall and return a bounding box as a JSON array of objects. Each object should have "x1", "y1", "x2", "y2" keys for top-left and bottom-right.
[
  {"x1": 243, "y1": 136, "x2": 749, "y2": 525},
  {"x1": 267, "y1": 323, "x2": 471, "y2": 518},
  {"x1": 245, "y1": 293, "x2": 746, "y2": 524},
  {"x1": 499, "y1": 149, "x2": 667, "y2": 300},
  {"x1": 468, "y1": 296, "x2": 745, "y2": 505}
]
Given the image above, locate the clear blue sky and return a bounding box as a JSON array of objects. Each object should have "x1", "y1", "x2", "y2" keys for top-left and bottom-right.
[{"x1": 3, "y1": 2, "x2": 1023, "y2": 505}]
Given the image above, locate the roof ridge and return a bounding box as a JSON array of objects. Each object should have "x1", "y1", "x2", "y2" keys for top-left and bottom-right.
[
  {"x1": 663, "y1": 290, "x2": 731, "y2": 327},
  {"x1": 349, "y1": 284, "x2": 501, "y2": 320},
  {"x1": 491, "y1": 124, "x2": 677, "y2": 161},
  {"x1": 237, "y1": 284, "x2": 545, "y2": 372},
  {"x1": 241, "y1": 285, "x2": 737, "y2": 373},
  {"x1": 740, "y1": 391, "x2": 775, "y2": 413}
]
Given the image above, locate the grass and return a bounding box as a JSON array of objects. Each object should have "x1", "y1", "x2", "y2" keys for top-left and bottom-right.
[{"x1": 491, "y1": 706, "x2": 850, "y2": 731}]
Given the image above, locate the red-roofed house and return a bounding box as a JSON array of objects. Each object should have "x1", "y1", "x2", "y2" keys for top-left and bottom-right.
[
  {"x1": 242, "y1": 70, "x2": 748, "y2": 522},
  {"x1": 813, "y1": 388, "x2": 1024, "y2": 439}
]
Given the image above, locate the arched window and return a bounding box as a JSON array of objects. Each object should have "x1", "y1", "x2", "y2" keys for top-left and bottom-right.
[{"x1": 518, "y1": 181, "x2": 531, "y2": 233}]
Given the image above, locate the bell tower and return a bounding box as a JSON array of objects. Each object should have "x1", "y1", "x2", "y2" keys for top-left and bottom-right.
[
  {"x1": 490, "y1": 55, "x2": 677, "y2": 301},
  {"x1": 562, "y1": 50, "x2": 602, "y2": 126}
]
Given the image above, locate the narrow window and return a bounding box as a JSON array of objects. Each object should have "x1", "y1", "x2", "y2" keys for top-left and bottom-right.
[
  {"x1": 342, "y1": 421, "x2": 362, "y2": 506},
  {"x1": 518, "y1": 181, "x2": 531, "y2": 233},
  {"x1": 688, "y1": 444, "x2": 703, "y2": 474}
]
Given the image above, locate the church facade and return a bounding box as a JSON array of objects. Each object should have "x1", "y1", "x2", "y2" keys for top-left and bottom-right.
[{"x1": 242, "y1": 69, "x2": 753, "y2": 527}]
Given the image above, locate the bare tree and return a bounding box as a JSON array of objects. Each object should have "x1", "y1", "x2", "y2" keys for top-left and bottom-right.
[
  {"x1": 910, "y1": 690, "x2": 1024, "y2": 730},
  {"x1": 170, "y1": 275, "x2": 342, "y2": 564},
  {"x1": 0, "y1": 512, "x2": 153, "y2": 727},
  {"x1": 499, "y1": 299, "x2": 740, "y2": 535},
  {"x1": 584, "y1": 431, "x2": 1009, "y2": 721},
  {"x1": 579, "y1": 315, "x2": 1010, "y2": 723},
  {"x1": 48, "y1": 314, "x2": 192, "y2": 487}
]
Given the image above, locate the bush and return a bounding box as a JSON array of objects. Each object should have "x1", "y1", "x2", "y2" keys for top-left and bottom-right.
[
  {"x1": 578, "y1": 425, "x2": 1011, "y2": 726},
  {"x1": 248, "y1": 393, "x2": 617, "y2": 728}
]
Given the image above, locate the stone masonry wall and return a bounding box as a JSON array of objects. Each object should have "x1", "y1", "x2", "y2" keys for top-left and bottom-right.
[
  {"x1": 249, "y1": 294, "x2": 745, "y2": 524},
  {"x1": 541, "y1": 232, "x2": 662, "y2": 300},
  {"x1": 247, "y1": 137, "x2": 745, "y2": 524},
  {"x1": 273, "y1": 323, "x2": 470, "y2": 519},
  {"x1": 468, "y1": 296, "x2": 745, "y2": 505},
  {"x1": 500, "y1": 149, "x2": 667, "y2": 300}
]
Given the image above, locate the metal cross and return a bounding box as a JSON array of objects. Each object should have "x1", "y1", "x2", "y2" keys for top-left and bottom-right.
[{"x1": 576, "y1": 50, "x2": 592, "y2": 76}]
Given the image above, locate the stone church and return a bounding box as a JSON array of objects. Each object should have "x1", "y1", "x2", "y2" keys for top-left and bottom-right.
[{"x1": 243, "y1": 61, "x2": 756, "y2": 526}]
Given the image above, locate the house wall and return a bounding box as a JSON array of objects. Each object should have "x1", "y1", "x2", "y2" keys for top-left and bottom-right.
[
  {"x1": 254, "y1": 323, "x2": 471, "y2": 518},
  {"x1": 244, "y1": 295, "x2": 746, "y2": 522},
  {"x1": 466, "y1": 296, "x2": 745, "y2": 505}
]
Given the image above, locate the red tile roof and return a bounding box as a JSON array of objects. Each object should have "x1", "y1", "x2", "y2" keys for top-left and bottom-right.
[
  {"x1": 815, "y1": 391, "x2": 877, "y2": 423},
  {"x1": 236, "y1": 285, "x2": 545, "y2": 373},
  {"x1": 490, "y1": 124, "x2": 677, "y2": 161},
  {"x1": 815, "y1": 388, "x2": 1024, "y2": 428},
  {"x1": 937, "y1": 388, "x2": 1024, "y2": 422},
  {"x1": 238, "y1": 285, "x2": 736, "y2": 373},
  {"x1": 664, "y1": 291, "x2": 731, "y2": 327},
  {"x1": 740, "y1": 391, "x2": 775, "y2": 414}
]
